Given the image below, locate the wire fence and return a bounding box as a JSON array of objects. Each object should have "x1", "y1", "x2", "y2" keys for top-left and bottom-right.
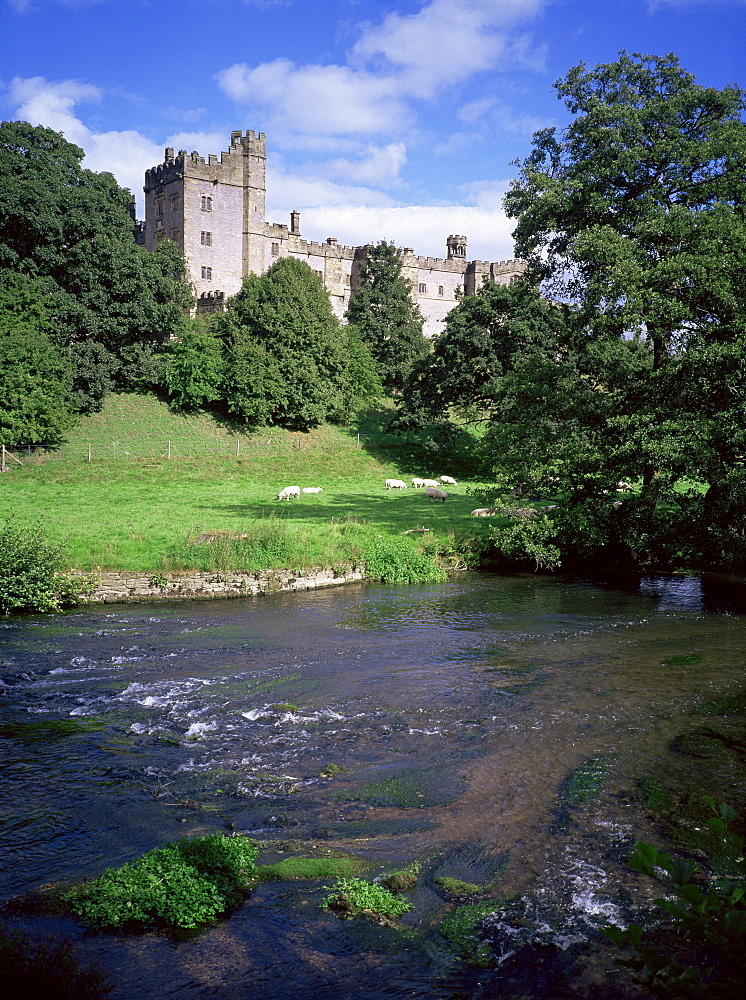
[{"x1": 1, "y1": 435, "x2": 363, "y2": 467}]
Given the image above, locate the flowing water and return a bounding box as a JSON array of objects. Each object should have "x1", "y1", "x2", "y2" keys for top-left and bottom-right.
[{"x1": 1, "y1": 572, "x2": 744, "y2": 998}]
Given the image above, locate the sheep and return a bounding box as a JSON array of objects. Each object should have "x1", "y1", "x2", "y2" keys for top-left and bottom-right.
[
  {"x1": 470, "y1": 508, "x2": 496, "y2": 517},
  {"x1": 411, "y1": 477, "x2": 425, "y2": 488},
  {"x1": 426, "y1": 487, "x2": 448, "y2": 502},
  {"x1": 439, "y1": 475, "x2": 458, "y2": 486},
  {"x1": 302, "y1": 487, "x2": 323, "y2": 494},
  {"x1": 276, "y1": 485, "x2": 301, "y2": 500},
  {"x1": 385, "y1": 479, "x2": 408, "y2": 489},
  {"x1": 422, "y1": 478, "x2": 440, "y2": 489}
]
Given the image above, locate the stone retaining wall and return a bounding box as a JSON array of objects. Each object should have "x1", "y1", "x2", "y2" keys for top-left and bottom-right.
[{"x1": 76, "y1": 566, "x2": 366, "y2": 604}]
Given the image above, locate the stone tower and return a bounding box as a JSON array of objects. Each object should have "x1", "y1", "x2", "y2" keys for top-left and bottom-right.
[
  {"x1": 446, "y1": 234, "x2": 467, "y2": 259},
  {"x1": 143, "y1": 130, "x2": 267, "y2": 301}
]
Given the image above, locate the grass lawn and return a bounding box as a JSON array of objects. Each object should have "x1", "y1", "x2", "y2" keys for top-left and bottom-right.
[{"x1": 1, "y1": 395, "x2": 493, "y2": 572}]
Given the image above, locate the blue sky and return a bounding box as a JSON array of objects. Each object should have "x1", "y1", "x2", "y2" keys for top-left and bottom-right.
[{"x1": 2, "y1": 0, "x2": 744, "y2": 261}]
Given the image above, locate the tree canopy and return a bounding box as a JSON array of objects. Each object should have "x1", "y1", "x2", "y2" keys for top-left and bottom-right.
[
  {"x1": 345, "y1": 242, "x2": 429, "y2": 393},
  {"x1": 0, "y1": 121, "x2": 192, "y2": 415},
  {"x1": 217, "y1": 257, "x2": 350, "y2": 430}
]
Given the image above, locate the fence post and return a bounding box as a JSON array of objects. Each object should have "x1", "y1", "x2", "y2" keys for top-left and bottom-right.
[
  {"x1": 167, "y1": 440, "x2": 171, "y2": 460},
  {"x1": 357, "y1": 432, "x2": 360, "y2": 448},
  {"x1": 112, "y1": 442, "x2": 117, "y2": 459},
  {"x1": 236, "y1": 438, "x2": 240, "y2": 458},
  {"x1": 87, "y1": 442, "x2": 91, "y2": 462},
  {"x1": 1, "y1": 444, "x2": 5, "y2": 473}
]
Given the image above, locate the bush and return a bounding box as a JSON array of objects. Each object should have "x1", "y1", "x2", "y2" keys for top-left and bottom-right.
[
  {"x1": 0, "y1": 519, "x2": 67, "y2": 614},
  {"x1": 362, "y1": 536, "x2": 446, "y2": 585},
  {"x1": 63, "y1": 834, "x2": 259, "y2": 931},
  {"x1": 322, "y1": 876, "x2": 412, "y2": 919},
  {"x1": 0, "y1": 922, "x2": 111, "y2": 999}
]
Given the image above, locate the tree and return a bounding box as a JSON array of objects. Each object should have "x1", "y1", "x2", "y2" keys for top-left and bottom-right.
[
  {"x1": 162, "y1": 318, "x2": 225, "y2": 411},
  {"x1": 0, "y1": 276, "x2": 75, "y2": 446},
  {"x1": 218, "y1": 257, "x2": 348, "y2": 429},
  {"x1": 345, "y1": 242, "x2": 429, "y2": 393},
  {"x1": 505, "y1": 52, "x2": 746, "y2": 366},
  {"x1": 0, "y1": 121, "x2": 192, "y2": 411},
  {"x1": 501, "y1": 53, "x2": 746, "y2": 564}
]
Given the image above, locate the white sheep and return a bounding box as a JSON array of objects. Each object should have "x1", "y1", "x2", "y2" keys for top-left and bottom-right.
[
  {"x1": 439, "y1": 475, "x2": 458, "y2": 486},
  {"x1": 385, "y1": 479, "x2": 408, "y2": 489},
  {"x1": 302, "y1": 487, "x2": 323, "y2": 493},
  {"x1": 411, "y1": 477, "x2": 424, "y2": 488},
  {"x1": 426, "y1": 487, "x2": 448, "y2": 502},
  {"x1": 470, "y1": 508, "x2": 496, "y2": 517},
  {"x1": 276, "y1": 485, "x2": 301, "y2": 500},
  {"x1": 422, "y1": 478, "x2": 440, "y2": 488}
]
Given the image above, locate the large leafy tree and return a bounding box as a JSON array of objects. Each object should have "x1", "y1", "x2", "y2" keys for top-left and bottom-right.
[
  {"x1": 218, "y1": 257, "x2": 348, "y2": 430},
  {"x1": 0, "y1": 121, "x2": 192, "y2": 411},
  {"x1": 505, "y1": 52, "x2": 746, "y2": 366},
  {"x1": 345, "y1": 242, "x2": 428, "y2": 393},
  {"x1": 501, "y1": 53, "x2": 746, "y2": 563}
]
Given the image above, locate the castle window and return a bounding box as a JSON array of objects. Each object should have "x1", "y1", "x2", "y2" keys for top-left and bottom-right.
[
  {"x1": 155, "y1": 197, "x2": 164, "y2": 216},
  {"x1": 200, "y1": 231, "x2": 212, "y2": 246},
  {"x1": 201, "y1": 267, "x2": 212, "y2": 280},
  {"x1": 170, "y1": 228, "x2": 179, "y2": 240},
  {"x1": 438, "y1": 285, "x2": 444, "y2": 296},
  {"x1": 201, "y1": 195, "x2": 213, "y2": 212},
  {"x1": 271, "y1": 242, "x2": 279, "y2": 256},
  {"x1": 169, "y1": 194, "x2": 179, "y2": 211},
  {"x1": 418, "y1": 283, "x2": 427, "y2": 294}
]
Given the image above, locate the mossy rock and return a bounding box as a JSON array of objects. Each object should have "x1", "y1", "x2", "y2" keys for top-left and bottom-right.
[
  {"x1": 662, "y1": 654, "x2": 703, "y2": 666},
  {"x1": 319, "y1": 763, "x2": 345, "y2": 778},
  {"x1": 435, "y1": 876, "x2": 484, "y2": 898},
  {"x1": 379, "y1": 871, "x2": 418, "y2": 892},
  {"x1": 257, "y1": 855, "x2": 368, "y2": 882},
  {"x1": 560, "y1": 754, "x2": 617, "y2": 806}
]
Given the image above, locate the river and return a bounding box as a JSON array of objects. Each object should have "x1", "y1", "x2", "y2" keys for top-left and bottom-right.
[{"x1": 1, "y1": 572, "x2": 744, "y2": 998}]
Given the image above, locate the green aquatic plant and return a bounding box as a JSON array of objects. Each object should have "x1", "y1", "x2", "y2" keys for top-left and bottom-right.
[
  {"x1": 561, "y1": 753, "x2": 617, "y2": 806},
  {"x1": 322, "y1": 877, "x2": 412, "y2": 919},
  {"x1": 604, "y1": 803, "x2": 746, "y2": 999},
  {"x1": 63, "y1": 833, "x2": 258, "y2": 931},
  {"x1": 437, "y1": 901, "x2": 497, "y2": 967},
  {"x1": 435, "y1": 876, "x2": 484, "y2": 898}
]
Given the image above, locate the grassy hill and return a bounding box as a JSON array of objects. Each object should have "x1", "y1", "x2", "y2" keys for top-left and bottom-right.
[{"x1": 1, "y1": 395, "x2": 492, "y2": 573}]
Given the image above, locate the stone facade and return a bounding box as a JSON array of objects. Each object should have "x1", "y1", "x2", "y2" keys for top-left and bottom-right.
[{"x1": 144, "y1": 130, "x2": 525, "y2": 337}]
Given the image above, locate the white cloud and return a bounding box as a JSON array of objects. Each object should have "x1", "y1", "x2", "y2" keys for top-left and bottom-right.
[
  {"x1": 8, "y1": 75, "x2": 101, "y2": 148},
  {"x1": 648, "y1": 0, "x2": 746, "y2": 8},
  {"x1": 295, "y1": 203, "x2": 517, "y2": 263},
  {"x1": 351, "y1": 0, "x2": 545, "y2": 97},
  {"x1": 216, "y1": 58, "x2": 411, "y2": 136},
  {"x1": 324, "y1": 142, "x2": 407, "y2": 186}
]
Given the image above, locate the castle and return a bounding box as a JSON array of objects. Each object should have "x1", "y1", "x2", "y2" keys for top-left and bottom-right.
[{"x1": 143, "y1": 130, "x2": 525, "y2": 336}]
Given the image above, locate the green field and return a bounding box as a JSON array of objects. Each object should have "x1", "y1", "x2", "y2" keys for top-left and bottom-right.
[{"x1": 1, "y1": 395, "x2": 492, "y2": 572}]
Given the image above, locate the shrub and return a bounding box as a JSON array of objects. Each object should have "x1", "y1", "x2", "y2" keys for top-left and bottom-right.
[
  {"x1": 63, "y1": 834, "x2": 259, "y2": 931},
  {"x1": 0, "y1": 921, "x2": 111, "y2": 999},
  {"x1": 0, "y1": 519, "x2": 66, "y2": 614},
  {"x1": 362, "y1": 535, "x2": 446, "y2": 585},
  {"x1": 322, "y1": 877, "x2": 412, "y2": 919}
]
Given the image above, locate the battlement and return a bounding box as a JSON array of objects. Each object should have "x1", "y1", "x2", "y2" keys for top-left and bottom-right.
[{"x1": 144, "y1": 130, "x2": 266, "y2": 192}]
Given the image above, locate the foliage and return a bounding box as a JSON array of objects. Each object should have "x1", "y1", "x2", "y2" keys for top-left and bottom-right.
[
  {"x1": 0, "y1": 282, "x2": 75, "y2": 445},
  {"x1": 397, "y1": 276, "x2": 576, "y2": 431},
  {"x1": 486, "y1": 506, "x2": 562, "y2": 571},
  {"x1": 560, "y1": 753, "x2": 616, "y2": 806},
  {"x1": 258, "y1": 856, "x2": 368, "y2": 881},
  {"x1": 63, "y1": 833, "x2": 259, "y2": 931},
  {"x1": 332, "y1": 323, "x2": 384, "y2": 423},
  {"x1": 0, "y1": 520, "x2": 65, "y2": 614},
  {"x1": 437, "y1": 901, "x2": 497, "y2": 966},
  {"x1": 345, "y1": 242, "x2": 429, "y2": 393},
  {"x1": 218, "y1": 258, "x2": 348, "y2": 429},
  {"x1": 322, "y1": 876, "x2": 412, "y2": 919},
  {"x1": 0, "y1": 921, "x2": 111, "y2": 999},
  {"x1": 362, "y1": 535, "x2": 447, "y2": 585},
  {"x1": 604, "y1": 802, "x2": 745, "y2": 999},
  {"x1": 162, "y1": 317, "x2": 225, "y2": 410},
  {"x1": 0, "y1": 122, "x2": 192, "y2": 412},
  {"x1": 434, "y1": 876, "x2": 485, "y2": 897}
]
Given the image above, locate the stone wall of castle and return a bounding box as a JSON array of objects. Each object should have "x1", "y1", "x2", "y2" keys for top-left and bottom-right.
[{"x1": 143, "y1": 130, "x2": 526, "y2": 337}]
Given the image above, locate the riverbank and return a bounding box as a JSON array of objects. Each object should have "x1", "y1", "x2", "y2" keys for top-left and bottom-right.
[{"x1": 75, "y1": 565, "x2": 367, "y2": 603}]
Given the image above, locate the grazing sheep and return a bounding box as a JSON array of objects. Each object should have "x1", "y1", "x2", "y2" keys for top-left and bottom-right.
[
  {"x1": 439, "y1": 475, "x2": 458, "y2": 486},
  {"x1": 422, "y1": 478, "x2": 440, "y2": 489},
  {"x1": 470, "y1": 508, "x2": 496, "y2": 517},
  {"x1": 426, "y1": 487, "x2": 448, "y2": 502},
  {"x1": 411, "y1": 477, "x2": 425, "y2": 488},
  {"x1": 385, "y1": 479, "x2": 408, "y2": 489},
  {"x1": 510, "y1": 507, "x2": 537, "y2": 519},
  {"x1": 276, "y1": 485, "x2": 301, "y2": 500},
  {"x1": 302, "y1": 487, "x2": 323, "y2": 494}
]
